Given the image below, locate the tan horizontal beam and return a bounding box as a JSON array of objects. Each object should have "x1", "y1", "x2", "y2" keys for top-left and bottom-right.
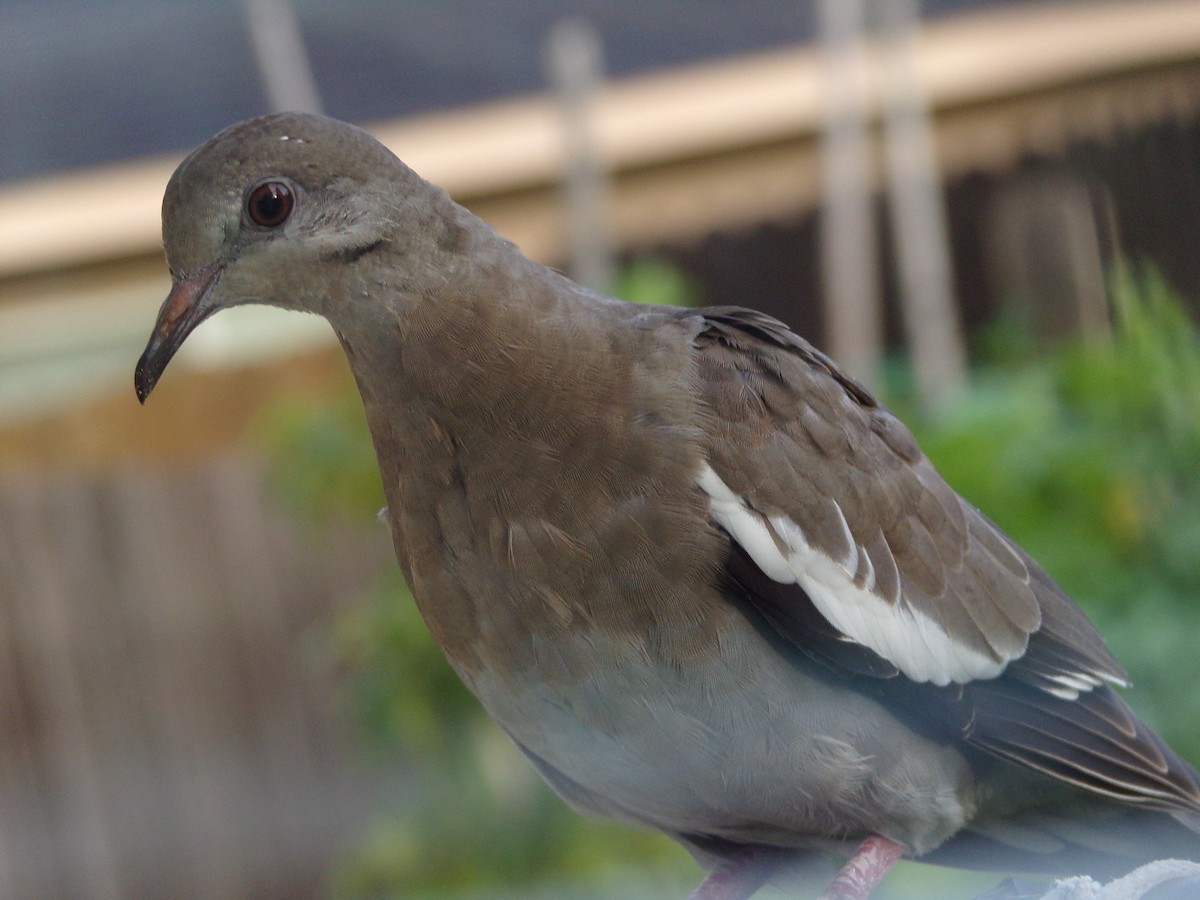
[{"x1": 2, "y1": 0, "x2": 1199, "y2": 281}]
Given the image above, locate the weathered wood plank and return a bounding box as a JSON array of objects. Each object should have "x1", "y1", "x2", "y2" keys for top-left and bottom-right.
[{"x1": 0, "y1": 460, "x2": 393, "y2": 898}]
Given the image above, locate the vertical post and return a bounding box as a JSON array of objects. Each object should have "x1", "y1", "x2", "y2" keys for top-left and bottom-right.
[
  {"x1": 8, "y1": 481, "x2": 122, "y2": 900},
  {"x1": 819, "y1": 0, "x2": 882, "y2": 389},
  {"x1": 545, "y1": 19, "x2": 615, "y2": 293},
  {"x1": 878, "y1": 0, "x2": 966, "y2": 409},
  {"x1": 244, "y1": 0, "x2": 324, "y2": 114}
]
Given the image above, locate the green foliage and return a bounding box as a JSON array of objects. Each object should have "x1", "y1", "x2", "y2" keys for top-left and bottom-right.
[
  {"x1": 610, "y1": 255, "x2": 702, "y2": 307},
  {"x1": 258, "y1": 392, "x2": 384, "y2": 520},
  {"x1": 331, "y1": 569, "x2": 474, "y2": 757}
]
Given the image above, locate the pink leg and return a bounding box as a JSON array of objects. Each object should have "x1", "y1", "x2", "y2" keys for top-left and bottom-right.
[
  {"x1": 688, "y1": 848, "x2": 781, "y2": 900},
  {"x1": 818, "y1": 835, "x2": 904, "y2": 900}
]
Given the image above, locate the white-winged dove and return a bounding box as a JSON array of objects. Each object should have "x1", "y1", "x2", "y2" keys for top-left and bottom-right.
[{"x1": 135, "y1": 113, "x2": 1200, "y2": 900}]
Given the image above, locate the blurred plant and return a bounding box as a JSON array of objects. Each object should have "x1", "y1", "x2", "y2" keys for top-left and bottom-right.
[
  {"x1": 610, "y1": 255, "x2": 702, "y2": 307},
  {"x1": 259, "y1": 391, "x2": 383, "y2": 520}
]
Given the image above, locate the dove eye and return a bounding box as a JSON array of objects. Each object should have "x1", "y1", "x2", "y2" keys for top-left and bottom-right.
[{"x1": 245, "y1": 180, "x2": 294, "y2": 228}]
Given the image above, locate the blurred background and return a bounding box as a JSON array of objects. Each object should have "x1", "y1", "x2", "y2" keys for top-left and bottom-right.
[{"x1": 2, "y1": 1, "x2": 1199, "y2": 897}]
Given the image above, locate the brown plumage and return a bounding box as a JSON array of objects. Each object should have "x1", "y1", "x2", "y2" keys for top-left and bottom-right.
[{"x1": 135, "y1": 112, "x2": 1200, "y2": 899}]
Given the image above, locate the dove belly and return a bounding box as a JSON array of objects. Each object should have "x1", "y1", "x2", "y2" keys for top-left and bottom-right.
[{"x1": 464, "y1": 609, "x2": 977, "y2": 856}]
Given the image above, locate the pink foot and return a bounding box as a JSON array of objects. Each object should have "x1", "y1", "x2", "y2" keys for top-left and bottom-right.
[
  {"x1": 818, "y1": 835, "x2": 904, "y2": 900},
  {"x1": 688, "y1": 847, "x2": 781, "y2": 900}
]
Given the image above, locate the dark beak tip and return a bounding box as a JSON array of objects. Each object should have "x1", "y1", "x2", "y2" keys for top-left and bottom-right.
[
  {"x1": 134, "y1": 262, "x2": 222, "y2": 407},
  {"x1": 134, "y1": 352, "x2": 158, "y2": 404}
]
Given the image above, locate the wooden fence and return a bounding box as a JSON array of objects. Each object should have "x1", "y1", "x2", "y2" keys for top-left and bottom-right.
[{"x1": 0, "y1": 458, "x2": 395, "y2": 899}]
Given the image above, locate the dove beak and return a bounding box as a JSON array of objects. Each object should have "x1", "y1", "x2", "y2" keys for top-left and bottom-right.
[{"x1": 134, "y1": 263, "x2": 223, "y2": 404}]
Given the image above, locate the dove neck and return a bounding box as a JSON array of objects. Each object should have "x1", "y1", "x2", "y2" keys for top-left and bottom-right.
[
  {"x1": 336, "y1": 241, "x2": 604, "y2": 418},
  {"x1": 329, "y1": 219, "x2": 662, "y2": 492}
]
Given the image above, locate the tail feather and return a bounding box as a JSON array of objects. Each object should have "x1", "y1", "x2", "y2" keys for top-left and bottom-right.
[
  {"x1": 927, "y1": 804, "x2": 1200, "y2": 879},
  {"x1": 1171, "y1": 809, "x2": 1200, "y2": 835}
]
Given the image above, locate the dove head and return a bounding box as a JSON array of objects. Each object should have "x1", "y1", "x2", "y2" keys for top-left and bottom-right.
[{"x1": 135, "y1": 112, "x2": 443, "y2": 403}]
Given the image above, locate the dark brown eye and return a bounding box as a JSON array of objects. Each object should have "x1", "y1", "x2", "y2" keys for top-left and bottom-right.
[{"x1": 246, "y1": 181, "x2": 294, "y2": 227}]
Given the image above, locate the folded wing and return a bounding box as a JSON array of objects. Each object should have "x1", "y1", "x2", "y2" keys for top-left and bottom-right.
[{"x1": 688, "y1": 306, "x2": 1200, "y2": 814}]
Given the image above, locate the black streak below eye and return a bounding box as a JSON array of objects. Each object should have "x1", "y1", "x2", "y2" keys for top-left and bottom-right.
[{"x1": 246, "y1": 181, "x2": 294, "y2": 227}]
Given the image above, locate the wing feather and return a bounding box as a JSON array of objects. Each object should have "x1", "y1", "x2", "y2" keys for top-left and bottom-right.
[
  {"x1": 689, "y1": 306, "x2": 1200, "y2": 815},
  {"x1": 692, "y1": 308, "x2": 1038, "y2": 685}
]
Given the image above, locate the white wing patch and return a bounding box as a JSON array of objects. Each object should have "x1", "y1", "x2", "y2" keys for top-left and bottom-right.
[
  {"x1": 1043, "y1": 671, "x2": 1107, "y2": 701},
  {"x1": 697, "y1": 463, "x2": 1006, "y2": 686}
]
